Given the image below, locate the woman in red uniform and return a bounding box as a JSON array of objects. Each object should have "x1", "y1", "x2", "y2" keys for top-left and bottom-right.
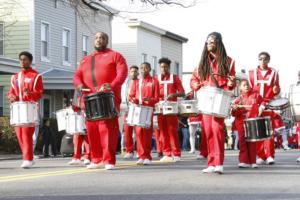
[{"x1": 190, "y1": 32, "x2": 236, "y2": 174}]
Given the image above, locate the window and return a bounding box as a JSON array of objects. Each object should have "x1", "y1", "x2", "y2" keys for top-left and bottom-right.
[
  {"x1": 82, "y1": 35, "x2": 88, "y2": 56},
  {"x1": 175, "y1": 62, "x2": 180, "y2": 75},
  {"x1": 152, "y1": 56, "x2": 157, "y2": 76},
  {"x1": 142, "y1": 53, "x2": 147, "y2": 63},
  {"x1": 62, "y1": 29, "x2": 70, "y2": 64},
  {"x1": 41, "y1": 22, "x2": 49, "y2": 60},
  {"x1": 0, "y1": 23, "x2": 3, "y2": 56},
  {"x1": 0, "y1": 87, "x2": 3, "y2": 116}
]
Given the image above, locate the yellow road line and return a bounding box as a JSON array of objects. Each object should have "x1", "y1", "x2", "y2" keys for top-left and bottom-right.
[{"x1": 0, "y1": 160, "x2": 175, "y2": 183}]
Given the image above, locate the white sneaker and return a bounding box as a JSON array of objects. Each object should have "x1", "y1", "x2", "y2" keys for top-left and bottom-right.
[
  {"x1": 202, "y1": 166, "x2": 215, "y2": 173},
  {"x1": 105, "y1": 164, "x2": 115, "y2": 170},
  {"x1": 188, "y1": 150, "x2": 195, "y2": 154},
  {"x1": 21, "y1": 160, "x2": 34, "y2": 169},
  {"x1": 214, "y1": 165, "x2": 224, "y2": 174},
  {"x1": 83, "y1": 159, "x2": 91, "y2": 165},
  {"x1": 123, "y1": 153, "x2": 134, "y2": 159},
  {"x1": 283, "y1": 145, "x2": 291, "y2": 150},
  {"x1": 251, "y1": 164, "x2": 258, "y2": 168},
  {"x1": 159, "y1": 156, "x2": 173, "y2": 162},
  {"x1": 68, "y1": 159, "x2": 81, "y2": 165},
  {"x1": 173, "y1": 156, "x2": 181, "y2": 162},
  {"x1": 136, "y1": 159, "x2": 144, "y2": 165},
  {"x1": 238, "y1": 163, "x2": 250, "y2": 168},
  {"x1": 143, "y1": 159, "x2": 151, "y2": 165},
  {"x1": 256, "y1": 158, "x2": 266, "y2": 165},
  {"x1": 266, "y1": 157, "x2": 275, "y2": 165},
  {"x1": 196, "y1": 155, "x2": 207, "y2": 160},
  {"x1": 86, "y1": 162, "x2": 102, "y2": 169}
]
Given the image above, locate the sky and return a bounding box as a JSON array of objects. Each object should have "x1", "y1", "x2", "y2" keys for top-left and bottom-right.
[{"x1": 106, "y1": 0, "x2": 300, "y2": 94}]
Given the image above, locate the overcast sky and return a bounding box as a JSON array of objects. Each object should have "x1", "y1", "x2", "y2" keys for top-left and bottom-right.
[{"x1": 107, "y1": 0, "x2": 300, "y2": 94}]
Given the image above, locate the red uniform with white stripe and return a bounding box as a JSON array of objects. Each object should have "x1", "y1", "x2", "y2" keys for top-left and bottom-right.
[
  {"x1": 232, "y1": 90, "x2": 265, "y2": 164},
  {"x1": 248, "y1": 66, "x2": 281, "y2": 160},
  {"x1": 73, "y1": 49, "x2": 128, "y2": 165},
  {"x1": 8, "y1": 67, "x2": 43, "y2": 161},
  {"x1": 190, "y1": 56, "x2": 235, "y2": 167},
  {"x1": 157, "y1": 73, "x2": 185, "y2": 157},
  {"x1": 129, "y1": 75, "x2": 159, "y2": 160}
]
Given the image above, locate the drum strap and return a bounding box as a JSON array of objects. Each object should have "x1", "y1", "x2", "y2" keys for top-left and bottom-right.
[
  {"x1": 210, "y1": 68, "x2": 220, "y2": 88},
  {"x1": 91, "y1": 56, "x2": 97, "y2": 88},
  {"x1": 138, "y1": 79, "x2": 142, "y2": 105},
  {"x1": 18, "y1": 72, "x2": 23, "y2": 101}
]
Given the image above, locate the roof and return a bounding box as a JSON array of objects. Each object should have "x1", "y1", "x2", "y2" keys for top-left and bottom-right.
[
  {"x1": 126, "y1": 19, "x2": 188, "y2": 43},
  {"x1": 41, "y1": 68, "x2": 75, "y2": 90},
  {"x1": 83, "y1": 0, "x2": 119, "y2": 15}
]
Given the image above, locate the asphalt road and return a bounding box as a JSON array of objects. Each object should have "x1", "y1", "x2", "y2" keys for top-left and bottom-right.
[{"x1": 0, "y1": 150, "x2": 300, "y2": 200}]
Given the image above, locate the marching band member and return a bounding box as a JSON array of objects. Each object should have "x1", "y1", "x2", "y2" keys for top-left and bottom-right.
[
  {"x1": 295, "y1": 70, "x2": 300, "y2": 162},
  {"x1": 8, "y1": 51, "x2": 43, "y2": 168},
  {"x1": 157, "y1": 57, "x2": 185, "y2": 162},
  {"x1": 68, "y1": 102, "x2": 91, "y2": 166},
  {"x1": 248, "y1": 52, "x2": 281, "y2": 165},
  {"x1": 73, "y1": 32, "x2": 128, "y2": 170},
  {"x1": 123, "y1": 65, "x2": 139, "y2": 159},
  {"x1": 190, "y1": 32, "x2": 236, "y2": 174},
  {"x1": 231, "y1": 79, "x2": 266, "y2": 168},
  {"x1": 129, "y1": 62, "x2": 159, "y2": 165}
]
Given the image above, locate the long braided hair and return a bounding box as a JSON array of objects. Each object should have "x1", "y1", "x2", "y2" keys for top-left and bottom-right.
[{"x1": 198, "y1": 32, "x2": 230, "y2": 81}]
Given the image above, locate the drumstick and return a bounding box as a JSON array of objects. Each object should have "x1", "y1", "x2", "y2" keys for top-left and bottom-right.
[
  {"x1": 81, "y1": 88, "x2": 91, "y2": 92},
  {"x1": 212, "y1": 73, "x2": 236, "y2": 81}
]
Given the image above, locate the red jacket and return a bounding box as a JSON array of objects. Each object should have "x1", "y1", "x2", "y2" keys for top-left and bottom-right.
[
  {"x1": 248, "y1": 66, "x2": 280, "y2": 102},
  {"x1": 190, "y1": 56, "x2": 236, "y2": 91},
  {"x1": 8, "y1": 67, "x2": 43, "y2": 102},
  {"x1": 157, "y1": 73, "x2": 185, "y2": 102},
  {"x1": 73, "y1": 49, "x2": 128, "y2": 110},
  {"x1": 231, "y1": 90, "x2": 265, "y2": 130},
  {"x1": 188, "y1": 114, "x2": 202, "y2": 125},
  {"x1": 129, "y1": 75, "x2": 159, "y2": 107}
]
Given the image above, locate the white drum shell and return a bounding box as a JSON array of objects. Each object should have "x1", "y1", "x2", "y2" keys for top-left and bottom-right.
[
  {"x1": 10, "y1": 102, "x2": 39, "y2": 127},
  {"x1": 197, "y1": 86, "x2": 233, "y2": 118},
  {"x1": 290, "y1": 84, "x2": 300, "y2": 122},
  {"x1": 126, "y1": 104, "x2": 153, "y2": 128},
  {"x1": 162, "y1": 101, "x2": 178, "y2": 115},
  {"x1": 178, "y1": 100, "x2": 198, "y2": 115},
  {"x1": 66, "y1": 113, "x2": 86, "y2": 135}
]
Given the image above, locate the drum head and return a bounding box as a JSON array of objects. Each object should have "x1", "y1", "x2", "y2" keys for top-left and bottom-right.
[{"x1": 268, "y1": 98, "x2": 289, "y2": 110}]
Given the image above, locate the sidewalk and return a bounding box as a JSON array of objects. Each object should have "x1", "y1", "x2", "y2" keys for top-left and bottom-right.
[{"x1": 0, "y1": 153, "x2": 22, "y2": 161}]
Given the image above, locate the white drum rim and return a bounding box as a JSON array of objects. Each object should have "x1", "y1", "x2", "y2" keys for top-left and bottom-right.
[{"x1": 244, "y1": 116, "x2": 271, "y2": 122}]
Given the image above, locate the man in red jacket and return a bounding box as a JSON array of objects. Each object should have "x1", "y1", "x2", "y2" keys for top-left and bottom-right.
[
  {"x1": 8, "y1": 51, "x2": 43, "y2": 168},
  {"x1": 73, "y1": 32, "x2": 128, "y2": 170},
  {"x1": 248, "y1": 52, "x2": 281, "y2": 165},
  {"x1": 129, "y1": 62, "x2": 159, "y2": 165},
  {"x1": 190, "y1": 32, "x2": 236, "y2": 174},
  {"x1": 157, "y1": 57, "x2": 185, "y2": 162}
]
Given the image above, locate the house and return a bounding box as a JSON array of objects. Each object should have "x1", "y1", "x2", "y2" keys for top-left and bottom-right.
[
  {"x1": 0, "y1": 0, "x2": 115, "y2": 118},
  {"x1": 112, "y1": 18, "x2": 188, "y2": 78}
]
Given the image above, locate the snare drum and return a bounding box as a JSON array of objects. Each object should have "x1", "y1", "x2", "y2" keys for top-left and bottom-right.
[
  {"x1": 244, "y1": 116, "x2": 272, "y2": 142},
  {"x1": 178, "y1": 100, "x2": 198, "y2": 117},
  {"x1": 197, "y1": 86, "x2": 233, "y2": 118},
  {"x1": 10, "y1": 101, "x2": 39, "y2": 127},
  {"x1": 289, "y1": 84, "x2": 300, "y2": 122},
  {"x1": 162, "y1": 101, "x2": 178, "y2": 115},
  {"x1": 268, "y1": 98, "x2": 290, "y2": 110},
  {"x1": 66, "y1": 113, "x2": 86, "y2": 135},
  {"x1": 56, "y1": 109, "x2": 68, "y2": 131},
  {"x1": 126, "y1": 104, "x2": 153, "y2": 128},
  {"x1": 84, "y1": 92, "x2": 118, "y2": 121}
]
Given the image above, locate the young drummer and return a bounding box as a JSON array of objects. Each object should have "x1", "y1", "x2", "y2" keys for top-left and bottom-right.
[
  {"x1": 129, "y1": 62, "x2": 159, "y2": 165},
  {"x1": 231, "y1": 79, "x2": 266, "y2": 168}
]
